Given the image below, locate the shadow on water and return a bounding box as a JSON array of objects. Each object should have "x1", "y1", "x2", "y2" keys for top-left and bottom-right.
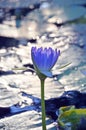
[{"x1": 0, "y1": 90, "x2": 86, "y2": 120}]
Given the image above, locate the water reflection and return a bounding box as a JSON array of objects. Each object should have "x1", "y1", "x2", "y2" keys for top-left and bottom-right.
[
  {"x1": 0, "y1": 0, "x2": 86, "y2": 89},
  {"x1": 0, "y1": 1, "x2": 86, "y2": 130}
]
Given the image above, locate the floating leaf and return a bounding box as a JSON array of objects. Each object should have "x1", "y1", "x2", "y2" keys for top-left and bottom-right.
[{"x1": 58, "y1": 106, "x2": 86, "y2": 130}]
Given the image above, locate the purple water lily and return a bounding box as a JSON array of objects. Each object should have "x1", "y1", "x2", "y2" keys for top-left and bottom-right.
[
  {"x1": 31, "y1": 46, "x2": 60, "y2": 130},
  {"x1": 31, "y1": 47, "x2": 60, "y2": 78}
]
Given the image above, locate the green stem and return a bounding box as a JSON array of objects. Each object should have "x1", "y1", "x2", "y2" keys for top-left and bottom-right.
[{"x1": 40, "y1": 79, "x2": 46, "y2": 130}]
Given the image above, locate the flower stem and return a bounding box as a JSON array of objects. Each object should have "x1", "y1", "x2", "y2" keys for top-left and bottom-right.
[{"x1": 40, "y1": 79, "x2": 46, "y2": 130}]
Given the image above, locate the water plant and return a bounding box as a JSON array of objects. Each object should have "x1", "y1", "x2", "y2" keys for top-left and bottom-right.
[
  {"x1": 31, "y1": 47, "x2": 60, "y2": 130},
  {"x1": 58, "y1": 106, "x2": 86, "y2": 130}
]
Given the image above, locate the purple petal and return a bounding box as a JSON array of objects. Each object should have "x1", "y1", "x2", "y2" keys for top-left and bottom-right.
[
  {"x1": 35, "y1": 47, "x2": 42, "y2": 67},
  {"x1": 31, "y1": 47, "x2": 42, "y2": 69},
  {"x1": 31, "y1": 47, "x2": 60, "y2": 77},
  {"x1": 41, "y1": 48, "x2": 51, "y2": 70},
  {"x1": 38, "y1": 48, "x2": 47, "y2": 70},
  {"x1": 45, "y1": 48, "x2": 54, "y2": 69},
  {"x1": 81, "y1": 70, "x2": 86, "y2": 76},
  {"x1": 50, "y1": 49, "x2": 60, "y2": 69},
  {"x1": 41, "y1": 70, "x2": 53, "y2": 78}
]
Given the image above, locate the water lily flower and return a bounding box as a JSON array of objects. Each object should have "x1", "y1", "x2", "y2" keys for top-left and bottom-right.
[
  {"x1": 31, "y1": 46, "x2": 60, "y2": 130},
  {"x1": 31, "y1": 47, "x2": 60, "y2": 78}
]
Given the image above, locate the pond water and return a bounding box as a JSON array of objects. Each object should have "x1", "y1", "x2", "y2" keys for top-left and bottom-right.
[
  {"x1": 17, "y1": 0, "x2": 86, "y2": 92},
  {"x1": 0, "y1": 0, "x2": 86, "y2": 129}
]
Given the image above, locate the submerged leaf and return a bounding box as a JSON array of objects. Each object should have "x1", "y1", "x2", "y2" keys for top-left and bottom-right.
[
  {"x1": 12, "y1": 67, "x2": 27, "y2": 70},
  {"x1": 59, "y1": 62, "x2": 72, "y2": 70}
]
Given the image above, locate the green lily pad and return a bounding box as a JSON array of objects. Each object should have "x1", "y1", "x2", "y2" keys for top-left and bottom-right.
[{"x1": 58, "y1": 106, "x2": 86, "y2": 130}]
